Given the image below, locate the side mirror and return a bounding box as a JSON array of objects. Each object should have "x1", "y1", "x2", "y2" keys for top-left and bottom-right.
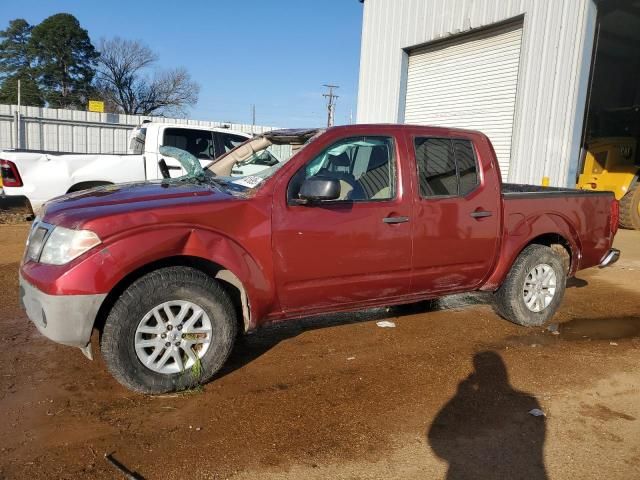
[
  {"x1": 298, "y1": 176, "x2": 340, "y2": 202},
  {"x1": 158, "y1": 159, "x2": 171, "y2": 179}
]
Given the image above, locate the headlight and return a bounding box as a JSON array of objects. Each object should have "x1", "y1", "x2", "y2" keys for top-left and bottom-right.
[{"x1": 39, "y1": 226, "x2": 101, "y2": 265}]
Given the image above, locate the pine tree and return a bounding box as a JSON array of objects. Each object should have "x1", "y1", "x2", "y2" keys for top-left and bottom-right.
[
  {"x1": 29, "y1": 13, "x2": 98, "y2": 109},
  {"x1": 0, "y1": 18, "x2": 44, "y2": 106},
  {"x1": 0, "y1": 19, "x2": 33, "y2": 78},
  {"x1": 0, "y1": 74, "x2": 44, "y2": 106}
]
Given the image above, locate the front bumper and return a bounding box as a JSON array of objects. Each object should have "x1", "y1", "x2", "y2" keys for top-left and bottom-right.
[
  {"x1": 19, "y1": 273, "x2": 106, "y2": 348},
  {"x1": 599, "y1": 248, "x2": 620, "y2": 268}
]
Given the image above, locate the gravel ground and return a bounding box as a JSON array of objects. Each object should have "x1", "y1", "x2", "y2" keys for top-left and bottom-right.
[
  {"x1": 0, "y1": 224, "x2": 639, "y2": 479},
  {"x1": 0, "y1": 210, "x2": 32, "y2": 225}
]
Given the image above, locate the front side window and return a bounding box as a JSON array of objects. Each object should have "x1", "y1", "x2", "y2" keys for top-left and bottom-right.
[
  {"x1": 415, "y1": 137, "x2": 479, "y2": 197},
  {"x1": 288, "y1": 136, "x2": 396, "y2": 202},
  {"x1": 163, "y1": 128, "x2": 215, "y2": 160}
]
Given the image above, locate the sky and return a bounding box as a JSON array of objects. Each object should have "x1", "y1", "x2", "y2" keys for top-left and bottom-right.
[{"x1": 0, "y1": 0, "x2": 365, "y2": 128}]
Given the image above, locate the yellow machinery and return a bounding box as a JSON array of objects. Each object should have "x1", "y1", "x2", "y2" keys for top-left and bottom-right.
[{"x1": 578, "y1": 137, "x2": 640, "y2": 230}]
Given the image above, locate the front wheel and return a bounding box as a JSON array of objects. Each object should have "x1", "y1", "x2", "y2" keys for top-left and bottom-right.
[
  {"x1": 493, "y1": 244, "x2": 567, "y2": 327},
  {"x1": 101, "y1": 267, "x2": 237, "y2": 394}
]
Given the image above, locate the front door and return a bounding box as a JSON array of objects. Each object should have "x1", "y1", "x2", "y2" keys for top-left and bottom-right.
[
  {"x1": 409, "y1": 134, "x2": 501, "y2": 294},
  {"x1": 272, "y1": 134, "x2": 412, "y2": 314}
]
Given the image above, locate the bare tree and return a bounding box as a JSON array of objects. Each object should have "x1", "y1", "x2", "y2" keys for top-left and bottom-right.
[{"x1": 96, "y1": 37, "x2": 199, "y2": 116}]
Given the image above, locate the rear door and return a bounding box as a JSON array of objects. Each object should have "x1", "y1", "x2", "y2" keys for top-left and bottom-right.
[
  {"x1": 272, "y1": 132, "x2": 413, "y2": 314},
  {"x1": 408, "y1": 134, "x2": 501, "y2": 294}
]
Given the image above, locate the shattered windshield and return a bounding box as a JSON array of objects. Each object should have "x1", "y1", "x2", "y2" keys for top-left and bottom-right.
[
  {"x1": 204, "y1": 129, "x2": 322, "y2": 193},
  {"x1": 159, "y1": 146, "x2": 203, "y2": 177},
  {"x1": 160, "y1": 129, "x2": 322, "y2": 195}
]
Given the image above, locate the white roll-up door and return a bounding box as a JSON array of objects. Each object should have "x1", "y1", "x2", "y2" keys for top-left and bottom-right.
[{"x1": 404, "y1": 23, "x2": 523, "y2": 178}]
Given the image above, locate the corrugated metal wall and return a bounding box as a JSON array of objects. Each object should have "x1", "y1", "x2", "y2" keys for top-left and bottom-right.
[
  {"x1": 405, "y1": 23, "x2": 524, "y2": 177},
  {"x1": 357, "y1": 0, "x2": 598, "y2": 187},
  {"x1": 0, "y1": 104, "x2": 277, "y2": 154}
]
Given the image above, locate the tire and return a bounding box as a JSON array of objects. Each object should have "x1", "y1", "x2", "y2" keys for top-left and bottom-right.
[
  {"x1": 619, "y1": 181, "x2": 640, "y2": 230},
  {"x1": 101, "y1": 267, "x2": 237, "y2": 394},
  {"x1": 493, "y1": 245, "x2": 567, "y2": 327}
]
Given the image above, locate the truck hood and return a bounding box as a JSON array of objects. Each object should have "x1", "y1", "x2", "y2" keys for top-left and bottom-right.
[{"x1": 41, "y1": 180, "x2": 237, "y2": 234}]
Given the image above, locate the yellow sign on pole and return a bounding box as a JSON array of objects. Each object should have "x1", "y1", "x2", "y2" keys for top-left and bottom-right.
[{"x1": 88, "y1": 100, "x2": 105, "y2": 113}]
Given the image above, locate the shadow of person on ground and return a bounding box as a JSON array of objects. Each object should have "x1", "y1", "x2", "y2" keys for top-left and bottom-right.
[{"x1": 428, "y1": 351, "x2": 547, "y2": 480}]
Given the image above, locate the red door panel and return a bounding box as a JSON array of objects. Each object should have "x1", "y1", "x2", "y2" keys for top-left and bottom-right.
[
  {"x1": 272, "y1": 201, "x2": 412, "y2": 312},
  {"x1": 271, "y1": 131, "x2": 413, "y2": 314},
  {"x1": 407, "y1": 132, "x2": 501, "y2": 294}
]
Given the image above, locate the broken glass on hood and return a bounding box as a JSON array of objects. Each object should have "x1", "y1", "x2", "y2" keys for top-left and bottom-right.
[{"x1": 159, "y1": 145, "x2": 203, "y2": 178}]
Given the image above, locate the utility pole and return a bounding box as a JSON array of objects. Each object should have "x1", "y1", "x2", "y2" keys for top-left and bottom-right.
[
  {"x1": 323, "y1": 84, "x2": 339, "y2": 128},
  {"x1": 251, "y1": 104, "x2": 256, "y2": 135},
  {"x1": 16, "y1": 79, "x2": 21, "y2": 149}
]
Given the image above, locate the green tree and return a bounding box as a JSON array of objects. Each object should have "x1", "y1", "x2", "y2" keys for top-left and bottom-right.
[
  {"x1": 0, "y1": 74, "x2": 45, "y2": 106},
  {"x1": 0, "y1": 18, "x2": 33, "y2": 78},
  {"x1": 29, "y1": 13, "x2": 98, "y2": 109},
  {"x1": 0, "y1": 18, "x2": 44, "y2": 105}
]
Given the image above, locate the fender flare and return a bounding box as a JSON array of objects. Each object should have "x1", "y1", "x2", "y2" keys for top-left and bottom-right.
[
  {"x1": 70, "y1": 225, "x2": 275, "y2": 330},
  {"x1": 482, "y1": 212, "x2": 581, "y2": 291}
]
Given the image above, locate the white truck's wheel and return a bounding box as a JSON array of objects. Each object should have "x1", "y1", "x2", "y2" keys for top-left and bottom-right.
[
  {"x1": 493, "y1": 245, "x2": 567, "y2": 327},
  {"x1": 101, "y1": 267, "x2": 237, "y2": 394}
]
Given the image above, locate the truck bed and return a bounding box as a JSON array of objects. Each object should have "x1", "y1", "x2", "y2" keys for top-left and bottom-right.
[
  {"x1": 502, "y1": 183, "x2": 614, "y2": 198},
  {"x1": 501, "y1": 183, "x2": 615, "y2": 273}
]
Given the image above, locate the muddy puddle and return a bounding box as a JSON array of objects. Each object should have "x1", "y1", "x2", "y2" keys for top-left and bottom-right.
[{"x1": 489, "y1": 315, "x2": 640, "y2": 350}]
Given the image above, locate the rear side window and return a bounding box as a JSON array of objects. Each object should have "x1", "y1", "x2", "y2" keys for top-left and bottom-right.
[
  {"x1": 163, "y1": 128, "x2": 215, "y2": 160},
  {"x1": 415, "y1": 138, "x2": 479, "y2": 197},
  {"x1": 454, "y1": 140, "x2": 479, "y2": 195}
]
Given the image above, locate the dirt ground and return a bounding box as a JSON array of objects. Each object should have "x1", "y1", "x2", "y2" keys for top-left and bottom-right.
[{"x1": 0, "y1": 223, "x2": 639, "y2": 480}]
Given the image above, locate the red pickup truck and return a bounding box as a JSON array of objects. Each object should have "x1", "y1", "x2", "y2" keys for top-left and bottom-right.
[{"x1": 19, "y1": 125, "x2": 620, "y2": 393}]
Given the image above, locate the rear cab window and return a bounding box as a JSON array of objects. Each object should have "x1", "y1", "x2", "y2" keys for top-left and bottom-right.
[
  {"x1": 129, "y1": 127, "x2": 146, "y2": 154},
  {"x1": 414, "y1": 137, "x2": 480, "y2": 198}
]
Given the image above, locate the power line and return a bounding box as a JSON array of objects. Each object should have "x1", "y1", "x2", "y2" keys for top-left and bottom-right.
[{"x1": 323, "y1": 84, "x2": 339, "y2": 127}]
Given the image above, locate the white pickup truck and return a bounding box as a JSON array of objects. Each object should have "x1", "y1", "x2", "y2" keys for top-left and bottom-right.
[{"x1": 0, "y1": 122, "x2": 252, "y2": 213}]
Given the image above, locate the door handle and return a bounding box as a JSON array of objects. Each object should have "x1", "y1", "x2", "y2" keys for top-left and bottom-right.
[
  {"x1": 383, "y1": 216, "x2": 410, "y2": 224},
  {"x1": 470, "y1": 210, "x2": 492, "y2": 219}
]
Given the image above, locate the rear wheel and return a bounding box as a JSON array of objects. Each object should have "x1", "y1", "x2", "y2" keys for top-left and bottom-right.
[
  {"x1": 101, "y1": 267, "x2": 237, "y2": 394},
  {"x1": 493, "y1": 245, "x2": 567, "y2": 327},
  {"x1": 619, "y1": 181, "x2": 640, "y2": 230}
]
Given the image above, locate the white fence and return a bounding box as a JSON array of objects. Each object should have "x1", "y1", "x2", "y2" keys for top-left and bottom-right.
[{"x1": 0, "y1": 104, "x2": 278, "y2": 154}]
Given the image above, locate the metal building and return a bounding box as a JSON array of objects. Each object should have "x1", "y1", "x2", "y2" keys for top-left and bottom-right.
[{"x1": 357, "y1": 0, "x2": 599, "y2": 186}]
